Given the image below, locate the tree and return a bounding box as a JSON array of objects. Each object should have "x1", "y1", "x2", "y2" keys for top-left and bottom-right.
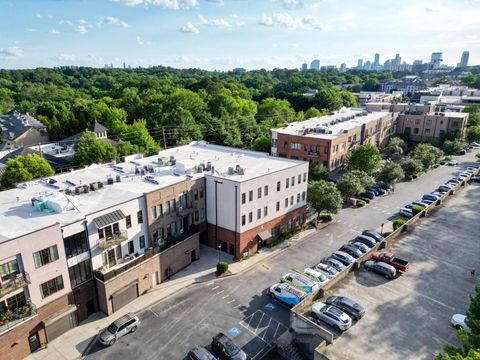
[
  {"x1": 309, "y1": 163, "x2": 330, "y2": 182},
  {"x1": 349, "y1": 170, "x2": 375, "y2": 189},
  {"x1": 436, "y1": 349, "x2": 480, "y2": 360},
  {"x1": 411, "y1": 143, "x2": 443, "y2": 168},
  {"x1": 251, "y1": 135, "x2": 271, "y2": 153},
  {"x1": 257, "y1": 97, "x2": 296, "y2": 124},
  {"x1": 0, "y1": 154, "x2": 54, "y2": 189},
  {"x1": 308, "y1": 181, "x2": 343, "y2": 222},
  {"x1": 347, "y1": 144, "x2": 381, "y2": 175},
  {"x1": 443, "y1": 139, "x2": 464, "y2": 155},
  {"x1": 311, "y1": 87, "x2": 343, "y2": 112},
  {"x1": 121, "y1": 119, "x2": 160, "y2": 156},
  {"x1": 377, "y1": 162, "x2": 405, "y2": 185},
  {"x1": 384, "y1": 137, "x2": 405, "y2": 157},
  {"x1": 304, "y1": 107, "x2": 322, "y2": 119},
  {"x1": 466, "y1": 127, "x2": 480, "y2": 144},
  {"x1": 337, "y1": 173, "x2": 364, "y2": 199},
  {"x1": 73, "y1": 131, "x2": 117, "y2": 167},
  {"x1": 400, "y1": 157, "x2": 424, "y2": 178}
]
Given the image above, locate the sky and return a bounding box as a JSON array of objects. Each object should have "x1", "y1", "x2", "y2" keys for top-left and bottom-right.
[{"x1": 0, "y1": 0, "x2": 479, "y2": 71}]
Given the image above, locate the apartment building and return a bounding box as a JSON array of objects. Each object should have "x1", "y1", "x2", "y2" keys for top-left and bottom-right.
[
  {"x1": 0, "y1": 141, "x2": 307, "y2": 359},
  {"x1": 380, "y1": 75, "x2": 428, "y2": 95},
  {"x1": 271, "y1": 108, "x2": 397, "y2": 174}
]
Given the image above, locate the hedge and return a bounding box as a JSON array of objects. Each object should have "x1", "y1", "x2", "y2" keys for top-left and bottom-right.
[
  {"x1": 217, "y1": 261, "x2": 229, "y2": 274},
  {"x1": 357, "y1": 200, "x2": 366, "y2": 207},
  {"x1": 393, "y1": 218, "x2": 406, "y2": 230},
  {"x1": 318, "y1": 214, "x2": 333, "y2": 221}
]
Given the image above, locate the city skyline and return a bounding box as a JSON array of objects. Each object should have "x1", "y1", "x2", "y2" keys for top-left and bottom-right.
[{"x1": 0, "y1": 0, "x2": 479, "y2": 70}]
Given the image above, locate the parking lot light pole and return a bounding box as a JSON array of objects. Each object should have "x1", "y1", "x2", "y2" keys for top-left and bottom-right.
[
  {"x1": 381, "y1": 222, "x2": 384, "y2": 235},
  {"x1": 214, "y1": 179, "x2": 223, "y2": 263}
]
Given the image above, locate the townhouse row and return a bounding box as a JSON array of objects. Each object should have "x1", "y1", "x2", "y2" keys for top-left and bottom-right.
[{"x1": 0, "y1": 141, "x2": 308, "y2": 360}]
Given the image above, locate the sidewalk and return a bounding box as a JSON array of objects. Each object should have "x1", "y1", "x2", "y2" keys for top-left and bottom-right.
[{"x1": 27, "y1": 227, "x2": 318, "y2": 360}]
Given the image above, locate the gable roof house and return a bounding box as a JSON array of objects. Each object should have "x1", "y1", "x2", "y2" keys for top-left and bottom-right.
[{"x1": 0, "y1": 110, "x2": 49, "y2": 151}]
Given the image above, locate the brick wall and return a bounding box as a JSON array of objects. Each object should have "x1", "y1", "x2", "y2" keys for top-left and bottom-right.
[
  {"x1": 72, "y1": 279, "x2": 98, "y2": 322},
  {"x1": 159, "y1": 233, "x2": 200, "y2": 281}
]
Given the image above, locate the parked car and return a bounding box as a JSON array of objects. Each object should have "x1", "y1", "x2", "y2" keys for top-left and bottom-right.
[
  {"x1": 399, "y1": 207, "x2": 414, "y2": 218},
  {"x1": 304, "y1": 267, "x2": 329, "y2": 286},
  {"x1": 466, "y1": 166, "x2": 479, "y2": 173},
  {"x1": 447, "y1": 179, "x2": 462, "y2": 186},
  {"x1": 411, "y1": 200, "x2": 430, "y2": 208},
  {"x1": 188, "y1": 346, "x2": 218, "y2": 360},
  {"x1": 438, "y1": 185, "x2": 454, "y2": 193},
  {"x1": 457, "y1": 149, "x2": 467, "y2": 155},
  {"x1": 315, "y1": 263, "x2": 338, "y2": 278},
  {"x1": 340, "y1": 244, "x2": 363, "y2": 259},
  {"x1": 371, "y1": 252, "x2": 410, "y2": 272},
  {"x1": 270, "y1": 283, "x2": 307, "y2": 307},
  {"x1": 377, "y1": 182, "x2": 393, "y2": 192},
  {"x1": 422, "y1": 193, "x2": 440, "y2": 202},
  {"x1": 471, "y1": 176, "x2": 480, "y2": 183},
  {"x1": 355, "y1": 235, "x2": 377, "y2": 248},
  {"x1": 361, "y1": 230, "x2": 385, "y2": 243},
  {"x1": 321, "y1": 257, "x2": 346, "y2": 272},
  {"x1": 99, "y1": 313, "x2": 140, "y2": 346},
  {"x1": 361, "y1": 190, "x2": 376, "y2": 199},
  {"x1": 311, "y1": 301, "x2": 352, "y2": 331},
  {"x1": 325, "y1": 296, "x2": 365, "y2": 321},
  {"x1": 281, "y1": 271, "x2": 319, "y2": 294},
  {"x1": 364, "y1": 260, "x2": 397, "y2": 279},
  {"x1": 331, "y1": 251, "x2": 355, "y2": 266},
  {"x1": 421, "y1": 198, "x2": 435, "y2": 205},
  {"x1": 211, "y1": 333, "x2": 248, "y2": 360},
  {"x1": 350, "y1": 241, "x2": 370, "y2": 254},
  {"x1": 451, "y1": 314, "x2": 472, "y2": 333},
  {"x1": 448, "y1": 160, "x2": 459, "y2": 166}
]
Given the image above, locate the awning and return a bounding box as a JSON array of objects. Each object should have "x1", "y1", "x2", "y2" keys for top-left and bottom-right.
[
  {"x1": 93, "y1": 209, "x2": 125, "y2": 228},
  {"x1": 43, "y1": 304, "x2": 77, "y2": 327},
  {"x1": 258, "y1": 230, "x2": 272, "y2": 241}
]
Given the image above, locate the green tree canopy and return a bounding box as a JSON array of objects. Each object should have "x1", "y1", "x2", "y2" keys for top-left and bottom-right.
[
  {"x1": 337, "y1": 173, "x2": 364, "y2": 199},
  {"x1": 443, "y1": 139, "x2": 465, "y2": 155},
  {"x1": 377, "y1": 161, "x2": 405, "y2": 185},
  {"x1": 347, "y1": 144, "x2": 381, "y2": 175},
  {"x1": 308, "y1": 180, "x2": 343, "y2": 219},
  {"x1": 309, "y1": 163, "x2": 330, "y2": 182},
  {"x1": 73, "y1": 131, "x2": 117, "y2": 167},
  {"x1": 400, "y1": 157, "x2": 424, "y2": 178},
  {"x1": 0, "y1": 154, "x2": 54, "y2": 189},
  {"x1": 251, "y1": 135, "x2": 271, "y2": 153},
  {"x1": 349, "y1": 169, "x2": 375, "y2": 189},
  {"x1": 257, "y1": 97, "x2": 296, "y2": 124},
  {"x1": 384, "y1": 137, "x2": 405, "y2": 157},
  {"x1": 411, "y1": 143, "x2": 444, "y2": 168},
  {"x1": 304, "y1": 107, "x2": 322, "y2": 119},
  {"x1": 466, "y1": 127, "x2": 480, "y2": 144}
]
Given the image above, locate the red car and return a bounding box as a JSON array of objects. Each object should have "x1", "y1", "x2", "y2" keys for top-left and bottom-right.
[{"x1": 371, "y1": 252, "x2": 409, "y2": 272}]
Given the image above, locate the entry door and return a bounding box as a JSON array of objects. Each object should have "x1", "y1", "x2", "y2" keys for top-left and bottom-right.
[
  {"x1": 229, "y1": 244, "x2": 235, "y2": 256},
  {"x1": 86, "y1": 299, "x2": 95, "y2": 316},
  {"x1": 191, "y1": 249, "x2": 196, "y2": 263},
  {"x1": 107, "y1": 249, "x2": 116, "y2": 267},
  {"x1": 28, "y1": 333, "x2": 40, "y2": 353}
]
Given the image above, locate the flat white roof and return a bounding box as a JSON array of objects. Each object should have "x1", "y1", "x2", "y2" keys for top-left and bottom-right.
[
  {"x1": 0, "y1": 141, "x2": 304, "y2": 242},
  {"x1": 272, "y1": 108, "x2": 390, "y2": 140}
]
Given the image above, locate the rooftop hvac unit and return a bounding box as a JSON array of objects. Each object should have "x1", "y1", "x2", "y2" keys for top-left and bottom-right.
[
  {"x1": 97, "y1": 181, "x2": 104, "y2": 189},
  {"x1": 170, "y1": 155, "x2": 175, "y2": 161},
  {"x1": 235, "y1": 164, "x2": 241, "y2": 171},
  {"x1": 65, "y1": 189, "x2": 72, "y2": 195},
  {"x1": 141, "y1": 169, "x2": 145, "y2": 175},
  {"x1": 171, "y1": 159, "x2": 176, "y2": 165},
  {"x1": 157, "y1": 158, "x2": 164, "y2": 166},
  {"x1": 107, "y1": 178, "x2": 114, "y2": 185},
  {"x1": 211, "y1": 165, "x2": 215, "y2": 174},
  {"x1": 238, "y1": 167, "x2": 245, "y2": 175},
  {"x1": 206, "y1": 162, "x2": 212, "y2": 171},
  {"x1": 228, "y1": 167, "x2": 235, "y2": 175},
  {"x1": 75, "y1": 186, "x2": 84, "y2": 194},
  {"x1": 116, "y1": 175, "x2": 121, "y2": 182},
  {"x1": 135, "y1": 167, "x2": 140, "y2": 174},
  {"x1": 90, "y1": 182, "x2": 98, "y2": 191},
  {"x1": 83, "y1": 185, "x2": 90, "y2": 193},
  {"x1": 198, "y1": 164, "x2": 204, "y2": 173}
]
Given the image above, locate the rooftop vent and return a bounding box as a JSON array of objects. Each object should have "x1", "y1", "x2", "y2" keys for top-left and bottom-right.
[
  {"x1": 228, "y1": 167, "x2": 235, "y2": 175},
  {"x1": 206, "y1": 162, "x2": 212, "y2": 171},
  {"x1": 237, "y1": 167, "x2": 245, "y2": 175}
]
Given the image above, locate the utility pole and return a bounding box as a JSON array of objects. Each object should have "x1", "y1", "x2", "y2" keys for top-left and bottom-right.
[{"x1": 162, "y1": 126, "x2": 167, "y2": 149}]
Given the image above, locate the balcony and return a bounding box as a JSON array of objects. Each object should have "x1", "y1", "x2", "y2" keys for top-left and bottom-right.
[
  {"x1": 0, "y1": 301, "x2": 37, "y2": 335},
  {"x1": 308, "y1": 151, "x2": 320, "y2": 156},
  {"x1": 176, "y1": 205, "x2": 195, "y2": 217},
  {"x1": 98, "y1": 230, "x2": 128, "y2": 250},
  {"x1": 0, "y1": 272, "x2": 30, "y2": 298}
]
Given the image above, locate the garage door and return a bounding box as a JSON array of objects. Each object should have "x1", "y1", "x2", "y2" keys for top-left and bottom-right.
[
  {"x1": 112, "y1": 282, "x2": 138, "y2": 313},
  {"x1": 44, "y1": 305, "x2": 78, "y2": 342}
]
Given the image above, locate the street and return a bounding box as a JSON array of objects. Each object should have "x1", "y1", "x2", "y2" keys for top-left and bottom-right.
[{"x1": 85, "y1": 151, "x2": 479, "y2": 360}]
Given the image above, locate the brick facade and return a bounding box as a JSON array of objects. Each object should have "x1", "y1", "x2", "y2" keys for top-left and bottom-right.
[
  {"x1": 160, "y1": 233, "x2": 200, "y2": 281},
  {"x1": 0, "y1": 293, "x2": 73, "y2": 360},
  {"x1": 72, "y1": 279, "x2": 98, "y2": 322}
]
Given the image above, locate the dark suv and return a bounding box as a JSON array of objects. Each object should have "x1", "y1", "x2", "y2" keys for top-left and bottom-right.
[
  {"x1": 211, "y1": 333, "x2": 247, "y2": 360},
  {"x1": 364, "y1": 260, "x2": 396, "y2": 279},
  {"x1": 362, "y1": 230, "x2": 385, "y2": 243},
  {"x1": 326, "y1": 296, "x2": 365, "y2": 320}
]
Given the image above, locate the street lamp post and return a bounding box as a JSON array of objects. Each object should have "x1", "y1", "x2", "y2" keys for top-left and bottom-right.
[
  {"x1": 214, "y1": 179, "x2": 223, "y2": 263},
  {"x1": 381, "y1": 222, "x2": 384, "y2": 235}
]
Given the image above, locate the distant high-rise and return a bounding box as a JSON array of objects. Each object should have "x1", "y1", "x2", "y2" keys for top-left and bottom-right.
[
  {"x1": 430, "y1": 52, "x2": 443, "y2": 69},
  {"x1": 383, "y1": 59, "x2": 392, "y2": 71},
  {"x1": 357, "y1": 58, "x2": 363, "y2": 69},
  {"x1": 340, "y1": 63, "x2": 347, "y2": 72},
  {"x1": 310, "y1": 59, "x2": 320, "y2": 70},
  {"x1": 301, "y1": 63, "x2": 308, "y2": 71},
  {"x1": 392, "y1": 54, "x2": 402, "y2": 70},
  {"x1": 374, "y1": 53, "x2": 380, "y2": 69},
  {"x1": 457, "y1": 51, "x2": 469, "y2": 68},
  {"x1": 412, "y1": 60, "x2": 424, "y2": 73},
  {"x1": 364, "y1": 60, "x2": 372, "y2": 70}
]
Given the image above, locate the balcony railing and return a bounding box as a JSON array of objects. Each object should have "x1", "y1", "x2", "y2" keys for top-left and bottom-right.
[
  {"x1": 176, "y1": 205, "x2": 195, "y2": 217},
  {"x1": 0, "y1": 272, "x2": 30, "y2": 298},
  {"x1": 308, "y1": 151, "x2": 320, "y2": 156},
  {"x1": 98, "y1": 230, "x2": 128, "y2": 250},
  {"x1": 0, "y1": 301, "x2": 37, "y2": 335}
]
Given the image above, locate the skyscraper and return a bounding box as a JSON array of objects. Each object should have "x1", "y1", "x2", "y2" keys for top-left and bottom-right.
[
  {"x1": 340, "y1": 63, "x2": 347, "y2": 72},
  {"x1": 310, "y1": 59, "x2": 320, "y2": 70},
  {"x1": 430, "y1": 52, "x2": 443, "y2": 69},
  {"x1": 301, "y1": 63, "x2": 308, "y2": 71},
  {"x1": 374, "y1": 53, "x2": 380, "y2": 69},
  {"x1": 357, "y1": 58, "x2": 363, "y2": 69},
  {"x1": 458, "y1": 51, "x2": 469, "y2": 68}
]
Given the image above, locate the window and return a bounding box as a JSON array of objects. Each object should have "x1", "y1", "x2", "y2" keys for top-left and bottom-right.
[
  {"x1": 303, "y1": 172, "x2": 307, "y2": 182},
  {"x1": 33, "y1": 245, "x2": 59, "y2": 268},
  {"x1": 194, "y1": 188, "x2": 199, "y2": 201},
  {"x1": 242, "y1": 215, "x2": 246, "y2": 226},
  {"x1": 178, "y1": 193, "x2": 187, "y2": 210},
  {"x1": 264, "y1": 206, "x2": 268, "y2": 217},
  {"x1": 264, "y1": 185, "x2": 268, "y2": 196},
  {"x1": 302, "y1": 191, "x2": 306, "y2": 201},
  {"x1": 453, "y1": 121, "x2": 459, "y2": 127},
  {"x1": 6, "y1": 292, "x2": 26, "y2": 310},
  {"x1": 68, "y1": 260, "x2": 92, "y2": 288},
  {"x1": 277, "y1": 181, "x2": 281, "y2": 191},
  {"x1": 286, "y1": 178, "x2": 290, "y2": 188},
  {"x1": 257, "y1": 209, "x2": 261, "y2": 220},
  {"x1": 291, "y1": 143, "x2": 301, "y2": 150},
  {"x1": 414, "y1": 128, "x2": 419, "y2": 134},
  {"x1": 64, "y1": 231, "x2": 89, "y2": 259},
  {"x1": 0, "y1": 260, "x2": 19, "y2": 281},
  {"x1": 426, "y1": 119, "x2": 432, "y2": 125},
  {"x1": 285, "y1": 198, "x2": 288, "y2": 208},
  {"x1": 194, "y1": 210, "x2": 199, "y2": 222},
  {"x1": 153, "y1": 230, "x2": 159, "y2": 242},
  {"x1": 290, "y1": 196, "x2": 294, "y2": 205},
  {"x1": 137, "y1": 210, "x2": 143, "y2": 224},
  {"x1": 298, "y1": 174, "x2": 301, "y2": 184},
  {"x1": 126, "y1": 215, "x2": 132, "y2": 229},
  {"x1": 425, "y1": 128, "x2": 431, "y2": 134},
  {"x1": 139, "y1": 236, "x2": 145, "y2": 249},
  {"x1": 276, "y1": 201, "x2": 280, "y2": 211},
  {"x1": 241, "y1": 193, "x2": 246, "y2": 204},
  {"x1": 128, "y1": 241, "x2": 134, "y2": 254},
  {"x1": 248, "y1": 212, "x2": 253, "y2": 223},
  {"x1": 40, "y1": 275, "x2": 64, "y2": 298},
  {"x1": 200, "y1": 208, "x2": 205, "y2": 220},
  {"x1": 297, "y1": 193, "x2": 300, "y2": 203},
  {"x1": 199, "y1": 187, "x2": 204, "y2": 198},
  {"x1": 151, "y1": 206, "x2": 157, "y2": 219},
  {"x1": 170, "y1": 200, "x2": 176, "y2": 213},
  {"x1": 257, "y1": 187, "x2": 262, "y2": 199},
  {"x1": 415, "y1": 119, "x2": 420, "y2": 125},
  {"x1": 249, "y1": 190, "x2": 253, "y2": 202},
  {"x1": 291, "y1": 176, "x2": 295, "y2": 186}
]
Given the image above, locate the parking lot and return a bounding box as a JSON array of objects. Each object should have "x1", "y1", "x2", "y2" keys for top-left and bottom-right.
[{"x1": 322, "y1": 183, "x2": 480, "y2": 360}]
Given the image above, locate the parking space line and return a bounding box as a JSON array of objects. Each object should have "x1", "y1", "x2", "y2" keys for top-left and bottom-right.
[
  {"x1": 215, "y1": 290, "x2": 225, "y2": 295},
  {"x1": 255, "y1": 312, "x2": 265, "y2": 333},
  {"x1": 211, "y1": 286, "x2": 219, "y2": 290},
  {"x1": 273, "y1": 322, "x2": 281, "y2": 338},
  {"x1": 261, "y1": 317, "x2": 272, "y2": 340},
  {"x1": 227, "y1": 299, "x2": 236, "y2": 304},
  {"x1": 239, "y1": 321, "x2": 269, "y2": 345},
  {"x1": 222, "y1": 294, "x2": 229, "y2": 299},
  {"x1": 149, "y1": 308, "x2": 159, "y2": 317}
]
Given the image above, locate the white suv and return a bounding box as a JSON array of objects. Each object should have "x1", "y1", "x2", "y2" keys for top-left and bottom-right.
[{"x1": 311, "y1": 301, "x2": 352, "y2": 331}]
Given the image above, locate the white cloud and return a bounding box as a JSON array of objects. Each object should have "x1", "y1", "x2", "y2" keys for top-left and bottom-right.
[
  {"x1": 205, "y1": 0, "x2": 224, "y2": 4},
  {"x1": 302, "y1": 16, "x2": 325, "y2": 30},
  {"x1": 425, "y1": 7, "x2": 433, "y2": 12},
  {"x1": 76, "y1": 25, "x2": 88, "y2": 34},
  {"x1": 199, "y1": 15, "x2": 230, "y2": 27},
  {"x1": 280, "y1": 0, "x2": 301, "y2": 9},
  {"x1": 101, "y1": 16, "x2": 130, "y2": 28},
  {"x1": 35, "y1": 13, "x2": 41, "y2": 19},
  {"x1": 25, "y1": 28, "x2": 37, "y2": 32},
  {"x1": 136, "y1": 35, "x2": 152, "y2": 45},
  {"x1": 111, "y1": 0, "x2": 143, "y2": 5},
  {"x1": 50, "y1": 53, "x2": 77, "y2": 62},
  {"x1": 259, "y1": 14, "x2": 274, "y2": 26},
  {"x1": 0, "y1": 46, "x2": 24, "y2": 58},
  {"x1": 49, "y1": 29, "x2": 60, "y2": 35},
  {"x1": 111, "y1": 0, "x2": 199, "y2": 9},
  {"x1": 179, "y1": 22, "x2": 199, "y2": 33},
  {"x1": 59, "y1": 19, "x2": 73, "y2": 26}
]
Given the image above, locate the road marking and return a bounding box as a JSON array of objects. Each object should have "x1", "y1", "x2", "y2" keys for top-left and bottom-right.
[
  {"x1": 207, "y1": 281, "x2": 215, "y2": 286},
  {"x1": 261, "y1": 317, "x2": 272, "y2": 340},
  {"x1": 273, "y1": 322, "x2": 281, "y2": 338},
  {"x1": 215, "y1": 290, "x2": 225, "y2": 295},
  {"x1": 211, "y1": 286, "x2": 219, "y2": 290},
  {"x1": 264, "y1": 303, "x2": 276, "y2": 311},
  {"x1": 222, "y1": 294, "x2": 229, "y2": 299},
  {"x1": 149, "y1": 308, "x2": 159, "y2": 317},
  {"x1": 227, "y1": 299, "x2": 236, "y2": 304},
  {"x1": 255, "y1": 312, "x2": 265, "y2": 333},
  {"x1": 228, "y1": 326, "x2": 241, "y2": 337}
]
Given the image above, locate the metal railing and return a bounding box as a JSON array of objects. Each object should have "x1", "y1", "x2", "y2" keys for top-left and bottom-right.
[
  {"x1": 0, "y1": 272, "x2": 30, "y2": 298},
  {"x1": 0, "y1": 300, "x2": 37, "y2": 334},
  {"x1": 98, "y1": 230, "x2": 128, "y2": 250}
]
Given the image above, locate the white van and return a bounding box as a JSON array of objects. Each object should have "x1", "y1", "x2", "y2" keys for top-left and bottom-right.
[
  {"x1": 281, "y1": 271, "x2": 320, "y2": 294},
  {"x1": 269, "y1": 283, "x2": 307, "y2": 307}
]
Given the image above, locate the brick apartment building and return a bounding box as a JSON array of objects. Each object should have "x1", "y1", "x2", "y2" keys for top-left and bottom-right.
[
  {"x1": 0, "y1": 141, "x2": 307, "y2": 359},
  {"x1": 271, "y1": 108, "x2": 397, "y2": 174}
]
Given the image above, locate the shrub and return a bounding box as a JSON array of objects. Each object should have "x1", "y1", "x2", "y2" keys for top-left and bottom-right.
[
  {"x1": 411, "y1": 205, "x2": 425, "y2": 215},
  {"x1": 439, "y1": 161, "x2": 446, "y2": 165},
  {"x1": 359, "y1": 197, "x2": 371, "y2": 204},
  {"x1": 412, "y1": 174, "x2": 418, "y2": 179},
  {"x1": 357, "y1": 199, "x2": 366, "y2": 207},
  {"x1": 217, "y1": 261, "x2": 229, "y2": 274},
  {"x1": 383, "y1": 231, "x2": 392, "y2": 237},
  {"x1": 318, "y1": 213, "x2": 333, "y2": 221},
  {"x1": 433, "y1": 164, "x2": 440, "y2": 168},
  {"x1": 393, "y1": 218, "x2": 406, "y2": 230}
]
